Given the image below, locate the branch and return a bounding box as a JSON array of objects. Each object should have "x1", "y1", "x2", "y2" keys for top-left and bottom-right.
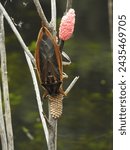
[
  {"x1": 24, "y1": 52, "x2": 49, "y2": 147},
  {"x1": 65, "y1": 76, "x2": 79, "y2": 95},
  {"x1": 48, "y1": 105, "x2": 57, "y2": 150},
  {"x1": 0, "y1": 3, "x2": 35, "y2": 65},
  {"x1": 50, "y1": 0, "x2": 57, "y2": 31},
  {"x1": 47, "y1": 1, "x2": 58, "y2": 150},
  {"x1": 0, "y1": 10, "x2": 14, "y2": 150},
  {"x1": 66, "y1": 0, "x2": 73, "y2": 12},
  {"x1": 0, "y1": 85, "x2": 8, "y2": 150},
  {"x1": 33, "y1": 0, "x2": 50, "y2": 29}
]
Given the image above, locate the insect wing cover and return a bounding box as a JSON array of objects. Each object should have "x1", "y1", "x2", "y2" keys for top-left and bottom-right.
[{"x1": 35, "y1": 26, "x2": 63, "y2": 96}]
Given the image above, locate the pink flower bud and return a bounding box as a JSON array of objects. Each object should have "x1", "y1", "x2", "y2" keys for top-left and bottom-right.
[{"x1": 59, "y1": 8, "x2": 75, "y2": 41}]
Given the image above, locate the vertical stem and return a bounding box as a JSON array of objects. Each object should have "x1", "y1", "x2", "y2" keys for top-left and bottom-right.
[
  {"x1": 66, "y1": 0, "x2": 73, "y2": 12},
  {"x1": 48, "y1": 1, "x2": 57, "y2": 150},
  {"x1": 51, "y1": 0, "x2": 57, "y2": 30},
  {"x1": 0, "y1": 85, "x2": 8, "y2": 150},
  {"x1": 48, "y1": 101, "x2": 57, "y2": 150},
  {"x1": 0, "y1": 11, "x2": 14, "y2": 150}
]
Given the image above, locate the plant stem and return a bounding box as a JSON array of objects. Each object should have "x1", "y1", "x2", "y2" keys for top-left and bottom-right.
[
  {"x1": 66, "y1": 0, "x2": 73, "y2": 12},
  {"x1": 24, "y1": 52, "x2": 49, "y2": 147},
  {"x1": 0, "y1": 10, "x2": 14, "y2": 150},
  {"x1": 48, "y1": 1, "x2": 57, "y2": 150},
  {"x1": 65, "y1": 76, "x2": 79, "y2": 95},
  {"x1": 48, "y1": 102, "x2": 58, "y2": 150},
  {"x1": 51, "y1": 0, "x2": 57, "y2": 31},
  {"x1": 33, "y1": 0, "x2": 50, "y2": 28},
  {"x1": 0, "y1": 85, "x2": 8, "y2": 150}
]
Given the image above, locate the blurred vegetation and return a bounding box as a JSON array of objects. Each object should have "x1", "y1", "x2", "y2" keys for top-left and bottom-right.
[{"x1": 0, "y1": 0, "x2": 112, "y2": 150}]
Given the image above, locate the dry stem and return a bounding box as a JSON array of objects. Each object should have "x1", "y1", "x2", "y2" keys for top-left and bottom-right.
[
  {"x1": 66, "y1": 0, "x2": 73, "y2": 12},
  {"x1": 33, "y1": 0, "x2": 50, "y2": 29},
  {"x1": 0, "y1": 10, "x2": 14, "y2": 150},
  {"x1": 0, "y1": 85, "x2": 8, "y2": 150}
]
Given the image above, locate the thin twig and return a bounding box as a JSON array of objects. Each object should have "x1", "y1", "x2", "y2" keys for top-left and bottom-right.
[
  {"x1": 24, "y1": 52, "x2": 49, "y2": 147},
  {"x1": 50, "y1": 0, "x2": 57, "y2": 31},
  {"x1": 66, "y1": 0, "x2": 73, "y2": 12},
  {"x1": 0, "y1": 2, "x2": 35, "y2": 65},
  {"x1": 0, "y1": 11, "x2": 14, "y2": 150},
  {"x1": 65, "y1": 76, "x2": 79, "y2": 95},
  {"x1": 33, "y1": 0, "x2": 50, "y2": 28}
]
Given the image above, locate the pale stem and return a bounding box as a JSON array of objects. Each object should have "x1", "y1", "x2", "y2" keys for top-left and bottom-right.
[
  {"x1": 66, "y1": 0, "x2": 73, "y2": 12},
  {"x1": 33, "y1": 0, "x2": 50, "y2": 28},
  {"x1": 65, "y1": 76, "x2": 79, "y2": 95},
  {"x1": 24, "y1": 52, "x2": 49, "y2": 147},
  {"x1": 48, "y1": 1, "x2": 57, "y2": 150},
  {"x1": 51, "y1": 0, "x2": 57, "y2": 31},
  {"x1": 0, "y1": 85, "x2": 8, "y2": 150},
  {"x1": 0, "y1": 10, "x2": 14, "y2": 150}
]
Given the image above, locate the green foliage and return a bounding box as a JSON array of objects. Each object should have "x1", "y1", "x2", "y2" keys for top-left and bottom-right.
[{"x1": 0, "y1": 0, "x2": 112, "y2": 150}]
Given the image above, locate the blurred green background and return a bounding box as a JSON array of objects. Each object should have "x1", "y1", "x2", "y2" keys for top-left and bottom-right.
[{"x1": 0, "y1": 0, "x2": 112, "y2": 150}]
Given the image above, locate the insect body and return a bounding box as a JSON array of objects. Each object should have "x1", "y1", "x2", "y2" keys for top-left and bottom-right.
[{"x1": 35, "y1": 26, "x2": 63, "y2": 96}]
